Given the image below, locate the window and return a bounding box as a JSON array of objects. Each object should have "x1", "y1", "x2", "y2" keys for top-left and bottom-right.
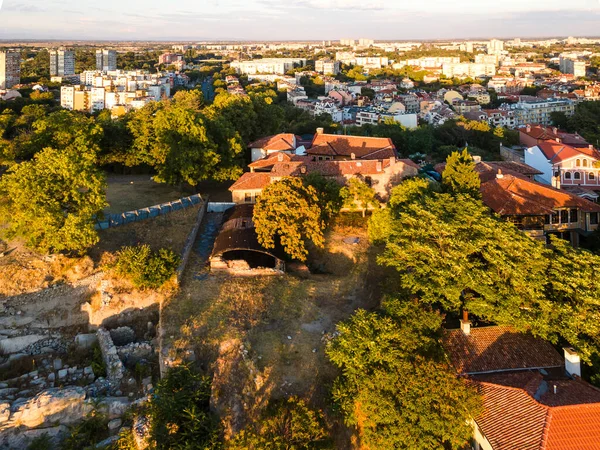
[
  {"x1": 576, "y1": 159, "x2": 581, "y2": 167},
  {"x1": 591, "y1": 212, "x2": 599, "y2": 225},
  {"x1": 565, "y1": 172, "x2": 572, "y2": 179},
  {"x1": 574, "y1": 172, "x2": 581, "y2": 180},
  {"x1": 554, "y1": 171, "x2": 560, "y2": 177},
  {"x1": 590, "y1": 172, "x2": 596, "y2": 180},
  {"x1": 244, "y1": 192, "x2": 253, "y2": 203},
  {"x1": 583, "y1": 160, "x2": 588, "y2": 167},
  {"x1": 561, "y1": 210, "x2": 569, "y2": 224},
  {"x1": 552, "y1": 212, "x2": 559, "y2": 224},
  {"x1": 570, "y1": 209, "x2": 578, "y2": 223}
]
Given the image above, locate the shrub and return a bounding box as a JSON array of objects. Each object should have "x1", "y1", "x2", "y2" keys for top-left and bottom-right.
[
  {"x1": 62, "y1": 409, "x2": 108, "y2": 450},
  {"x1": 229, "y1": 397, "x2": 331, "y2": 449},
  {"x1": 27, "y1": 434, "x2": 53, "y2": 450},
  {"x1": 110, "y1": 244, "x2": 180, "y2": 289},
  {"x1": 147, "y1": 365, "x2": 222, "y2": 449},
  {"x1": 91, "y1": 343, "x2": 106, "y2": 378}
]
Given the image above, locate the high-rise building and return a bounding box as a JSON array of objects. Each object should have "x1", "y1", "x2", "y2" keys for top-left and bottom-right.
[
  {"x1": 49, "y1": 49, "x2": 75, "y2": 77},
  {"x1": 560, "y1": 56, "x2": 587, "y2": 78},
  {"x1": 487, "y1": 39, "x2": 504, "y2": 55},
  {"x1": 358, "y1": 38, "x2": 374, "y2": 47},
  {"x1": 0, "y1": 51, "x2": 21, "y2": 89},
  {"x1": 96, "y1": 49, "x2": 117, "y2": 72}
]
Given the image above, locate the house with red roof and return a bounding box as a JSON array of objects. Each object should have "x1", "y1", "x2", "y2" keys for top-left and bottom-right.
[
  {"x1": 435, "y1": 159, "x2": 600, "y2": 245},
  {"x1": 524, "y1": 138, "x2": 600, "y2": 192},
  {"x1": 248, "y1": 133, "x2": 300, "y2": 162},
  {"x1": 442, "y1": 318, "x2": 600, "y2": 450},
  {"x1": 306, "y1": 128, "x2": 397, "y2": 161},
  {"x1": 230, "y1": 151, "x2": 419, "y2": 204}
]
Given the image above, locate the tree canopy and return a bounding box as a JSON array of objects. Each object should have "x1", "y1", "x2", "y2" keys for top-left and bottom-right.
[
  {"x1": 254, "y1": 177, "x2": 325, "y2": 262},
  {"x1": 340, "y1": 177, "x2": 379, "y2": 217},
  {"x1": 442, "y1": 149, "x2": 481, "y2": 197},
  {"x1": 369, "y1": 177, "x2": 600, "y2": 363},
  {"x1": 0, "y1": 144, "x2": 106, "y2": 254},
  {"x1": 327, "y1": 298, "x2": 481, "y2": 450}
]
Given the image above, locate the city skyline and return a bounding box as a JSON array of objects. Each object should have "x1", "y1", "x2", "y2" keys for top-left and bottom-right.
[{"x1": 1, "y1": 0, "x2": 600, "y2": 41}]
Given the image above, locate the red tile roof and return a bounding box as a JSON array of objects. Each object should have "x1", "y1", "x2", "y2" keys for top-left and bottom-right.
[
  {"x1": 521, "y1": 125, "x2": 590, "y2": 148},
  {"x1": 472, "y1": 372, "x2": 600, "y2": 450},
  {"x1": 435, "y1": 161, "x2": 542, "y2": 183},
  {"x1": 248, "y1": 134, "x2": 297, "y2": 152},
  {"x1": 536, "y1": 141, "x2": 600, "y2": 164},
  {"x1": 248, "y1": 152, "x2": 296, "y2": 170},
  {"x1": 443, "y1": 326, "x2": 564, "y2": 375},
  {"x1": 228, "y1": 172, "x2": 271, "y2": 191},
  {"x1": 480, "y1": 174, "x2": 600, "y2": 216},
  {"x1": 308, "y1": 133, "x2": 396, "y2": 159}
]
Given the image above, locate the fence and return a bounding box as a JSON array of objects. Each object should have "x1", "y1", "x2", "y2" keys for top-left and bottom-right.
[{"x1": 95, "y1": 194, "x2": 204, "y2": 230}]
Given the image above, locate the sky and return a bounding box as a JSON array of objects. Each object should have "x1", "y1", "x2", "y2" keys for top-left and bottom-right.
[{"x1": 1, "y1": 0, "x2": 600, "y2": 41}]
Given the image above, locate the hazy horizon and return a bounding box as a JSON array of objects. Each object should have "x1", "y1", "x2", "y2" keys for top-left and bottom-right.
[{"x1": 1, "y1": 0, "x2": 600, "y2": 41}]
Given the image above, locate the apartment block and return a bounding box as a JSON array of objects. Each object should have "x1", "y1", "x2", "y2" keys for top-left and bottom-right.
[
  {"x1": 442, "y1": 63, "x2": 496, "y2": 78},
  {"x1": 0, "y1": 51, "x2": 21, "y2": 89},
  {"x1": 559, "y1": 56, "x2": 586, "y2": 78},
  {"x1": 503, "y1": 98, "x2": 576, "y2": 127},
  {"x1": 96, "y1": 49, "x2": 117, "y2": 72},
  {"x1": 49, "y1": 49, "x2": 75, "y2": 77},
  {"x1": 230, "y1": 58, "x2": 306, "y2": 75},
  {"x1": 315, "y1": 59, "x2": 341, "y2": 75}
]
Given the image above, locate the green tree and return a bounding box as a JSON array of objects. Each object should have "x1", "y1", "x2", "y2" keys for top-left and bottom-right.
[
  {"x1": 254, "y1": 177, "x2": 324, "y2": 261},
  {"x1": 302, "y1": 172, "x2": 342, "y2": 223},
  {"x1": 0, "y1": 144, "x2": 106, "y2": 254},
  {"x1": 442, "y1": 149, "x2": 481, "y2": 197},
  {"x1": 340, "y1": 177, "x2": 378, "y2": 217},
  {"x1": 229, "y1": 397, "x2": 331, "y2": 450},
  {"x1": 327, "y1": 298, "x2": 481, "y2": 450},
  {"x1": 147, "y1": 365, "x2": 221, "y2": 450}
]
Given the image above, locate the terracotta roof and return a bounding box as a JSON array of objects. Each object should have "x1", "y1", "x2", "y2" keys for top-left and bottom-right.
[
  {"x1": 435, "y1": 161, "x2": 542, "y2": 183},
  {"x1": 480, "y1": 174, "x2": 600, "y2": 216},
  {"x1": 443, "y1": 326, "x2": 563, "y2": 375},
  {"x1": 308, "y1": 133, "x2": 396, "y2": 159},
  {"x1": 248, "y1": 152, "x2": 296, "y2": 170},
  {"x1": 521, "y1": 126, "x2": 590, "y2": 148},
  {"x1": 248, "y1": 134, "x2": 297, "y2": 152},
  {"x1": 229, "y1": 172, "x2": 271, "y2": 191},
  {"x1": 536, "y1": 141, "x2": 600, "y2": 164},
  {"x1": 471, "y1": 372, "x2": 600, "y2": 450}
]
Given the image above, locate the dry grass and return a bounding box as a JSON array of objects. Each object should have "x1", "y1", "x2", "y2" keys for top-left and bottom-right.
[{"x1": 161, "y1": 223, "x2": 381, "y2": 442}]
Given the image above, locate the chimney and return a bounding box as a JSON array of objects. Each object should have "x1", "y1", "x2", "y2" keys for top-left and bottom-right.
[
  {"x1": 590, "y1": 145, "x2": 594, "y2": 150},
  {"x1": 553, "y1": 127, "x2": 558, "y2": 134},
  {"x1": 556, "y1": 138, "x2": 561, "y2": 143},
  {"x1": 496, "y1": 169, "x2": 504, "y2": 179},
  {"x1": 390, "y1": 156, "x2": 396, "y2": 165},
  {"x1": 376, "y1": 160, "x2": 383, "y2": 172},
  {"x1": 564, "y1": 347, "x2": 581, "y2": 377},
  {"x1": 316, "y1": 127, "x2": 324, "y2": 135},
  {"x1": 278, "y1": 153, "x2": 284, "y2": 162},
  {"x1": 473, "y1": 155, "x2": 482, "y2": 164},
  {"x1": 300, "y1": 166, "x2": 307, "y2": 174},
  {"x1": 460, "y1": 310, "x2": 471, "y2": 336},
  {"x1": 526, "y1": 124, "x2": 531, "y2": 133},
  {"x1": 351, "y1": 153, "x2": 356, "y2": 160}
]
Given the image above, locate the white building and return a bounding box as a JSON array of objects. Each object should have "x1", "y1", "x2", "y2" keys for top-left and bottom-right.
[
  {"x1": 442, "y1": 63, "x2": 496, "y2": 78},
  {"x1": 315, "y1": 99, "x2": 343, "y2": 122},
  {"x1": 355, "y1": 57, "x2": 389, "y2": 70},
  {"x1": 488, "y1": 39, "x2": 505, "y2": 55},
  {"x1": 315, "y1": 59, "x2": 341, "y2": 75},
  {"x1": 230, "y1": 58, "x2": 306, "y2": 75},
  {"x1": 559, "y1": 56, "x2": 586, "y2": 78},
  {"x1": 502, "y1": 98, "x2": 576, "y2": 127}
]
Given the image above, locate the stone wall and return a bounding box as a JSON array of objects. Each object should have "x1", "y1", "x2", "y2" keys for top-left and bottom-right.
[{"x1": 96, "y1": 328, "x2": 125, "y2": 391}]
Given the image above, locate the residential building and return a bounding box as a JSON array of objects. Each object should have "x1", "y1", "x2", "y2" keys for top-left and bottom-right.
[
  {"x1": 315, "y1": 59, "x2": 340, "y2": 75},
  {"x1": 443, "y1": 321, "x2": 600, "y2": 450},
  {"x1": 307, "y1": 129, "x2": 396, "y2": 161},
  {"x1": 560, "y1": 55, "x2": 587, "y2": 78},
  {"x1": 442, "y1": 63, "x2": 496, "y2": 78},
  {"x1": 354, "y1": 56, "x2": 388, "y2": 70},
  {"x1": 436, "y1": 159, "x2": 600, "y2": 244},
  {"x1": 248, "y1": 133, "x2": 299, "y2": 162},
  {"x1": 487, "y1": 38, "x2": 504, "y2": 54},
  {"x1": 335, "y1": 52, "x2": 356, "y2": 65},
  {"x1": 159, "y1": 53, "x2": 183, "y2": 65},
  {"x1": 397, "y1": 94, "x2": 420, "y2": 113},
  {"x1": 453, "y1": 99, "x2": 481, "y2": 114},
  {"x1": 314, "y1": 99, "x2": 343, "y2": 122},
  {"x1": 525, "y1": 139, "x2": 600, "y2": 189},
  {"x1": 519, "y1": 125, "x2": 590, "y2": 149},
  {"x1": 339, "y1": 39, "x2": 355, "y2": 46},
  {"x1": 230, "y1": 150, "x2": 419, "y2": 204},
  {"x1": 49, "y1": 49, "x2": 75, "y2": 77},
  {"x1": 0, "y1": 51, "x2": 21, "y2": 89},
  {"x1": 96, "y1": 49, "x2": 117, "y2": 72},
  {"x1": 358, "y1": 38, "x2": 374, "y2": 47},
  {"x1": 230, "y1": 58, "x2": 306, "y2": 75},
  {"x1": 502, "y1": 98, "x2": 576, "y2": 127},
  {"x1": 464, "y1": 109, "x2": 517, "y2": 128}
]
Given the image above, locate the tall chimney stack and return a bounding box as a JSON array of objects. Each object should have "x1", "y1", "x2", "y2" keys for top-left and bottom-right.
[
  {"x1": 316, "y1": 127, "x2": 324, "y2": 135},
  {"x1": 564, "y1": 347, "x2": 581, "y2": 377},
  {"x1": 460, "y1": 310, "x2": 471, "y2": 336}
]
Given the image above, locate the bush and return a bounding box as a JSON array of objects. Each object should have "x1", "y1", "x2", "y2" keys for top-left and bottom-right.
[
  {"x1": 91, "y1": 343, "x2": 106, "y2": 378},
  {"x1": 147, "y1": 365, "x2": 221, "y2": 449},
  {"x1": 228, "y1": 397, "x2": 331, "y2": 450},
  {"x1": 27, "y1": 434, "x2": 53, "y2": 450},
  {"x1": 62, "y1": 409, "x2": 108, "y2": 450},
  {"x1": 110, "y1": 244, "x2": 180, "y2": 289}
]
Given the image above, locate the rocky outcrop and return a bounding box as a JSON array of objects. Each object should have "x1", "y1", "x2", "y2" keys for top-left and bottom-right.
[{"x1": 9, "y1": 387, "x2": 91, "y2": 429}]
